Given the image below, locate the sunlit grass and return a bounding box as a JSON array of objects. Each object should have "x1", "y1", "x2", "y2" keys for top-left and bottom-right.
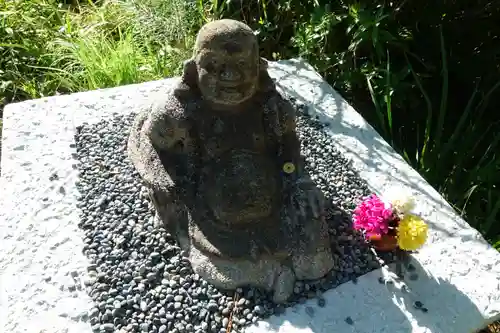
[
  {"x1": 50, "y1": 29, "x2": 190, "y2": 92},
  {"x1": 50, "y1": 0, "x2": 195, "y2": 93},
  {"x1": 0, "y1": 0, "x2": 195, "y2": 100}
]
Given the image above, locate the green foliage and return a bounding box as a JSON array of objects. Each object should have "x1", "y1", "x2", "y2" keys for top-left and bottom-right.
[
  {"x1": 0, "y1": 0, "x2": 196, "y2": 109},
  {"x1": 0, "y1": 0, "x2": 67, "y2": 107},
  {"x1": 48, "y1": 0, "x2": 193, "y2": 92}
]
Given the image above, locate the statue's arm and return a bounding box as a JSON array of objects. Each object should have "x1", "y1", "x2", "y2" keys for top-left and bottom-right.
[
  {"x1": 127, "y1": 107, "x2": 186, "y2": 197},
  {"x1": 277, "y1": 96, "x2": 304, "y2": 175},
  {"x1": 277, "y1": 97, "x2": 325, "y2": 217}
]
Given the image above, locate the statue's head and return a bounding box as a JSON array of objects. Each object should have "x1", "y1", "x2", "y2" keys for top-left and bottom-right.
[{"x1": 181, "y1": 19, "x2": 271, "y2": 108}]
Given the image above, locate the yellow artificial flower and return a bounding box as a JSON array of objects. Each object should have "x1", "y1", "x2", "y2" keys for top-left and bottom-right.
[
  {"x1": 382, "y1": 187, "x2": 416, "y2": 214},
  {"x1": 397, "y1": 214, "x2": 428, "y2": 251},
  {"x1": 283, "y1": 162, "x2": 295, "y2": 174}
]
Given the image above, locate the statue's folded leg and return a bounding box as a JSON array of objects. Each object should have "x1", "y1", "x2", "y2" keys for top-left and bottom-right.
[
  {"x1": 291, "y1": 214, "x2": 335, "y2": 281},
  {"x1": 188, "y1": 243, "x2": 295, "y2": 303},
  {"x1": 148, "y1": 188, "x2": 191, "y2": 251}
]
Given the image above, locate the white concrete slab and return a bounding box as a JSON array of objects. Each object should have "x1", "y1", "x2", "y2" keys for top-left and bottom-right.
[{"x1": 1, "y1": 59, "x2": 499, "y2": 333}]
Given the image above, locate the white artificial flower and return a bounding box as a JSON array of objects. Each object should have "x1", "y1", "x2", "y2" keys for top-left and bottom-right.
[{"x1": 382, "y1": 186, "x2": 416, "y2": 214}]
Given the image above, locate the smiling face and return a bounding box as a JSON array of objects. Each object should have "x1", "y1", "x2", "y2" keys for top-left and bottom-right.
[{"x1": 194, "y1": 20, "x2": 260, "y2": 107}]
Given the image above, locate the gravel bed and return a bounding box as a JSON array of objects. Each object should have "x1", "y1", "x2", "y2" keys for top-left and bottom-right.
[{"x1": 74, "y1": 102, "x2": 396, "y2": 333}]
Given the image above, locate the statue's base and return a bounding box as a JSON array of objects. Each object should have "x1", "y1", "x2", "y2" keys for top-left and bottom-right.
[{"x1": 184, "y1": 239, "x2": 335, "y2": 304}]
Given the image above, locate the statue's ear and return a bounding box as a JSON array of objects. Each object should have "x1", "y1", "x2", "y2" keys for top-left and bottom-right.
[
  {"x1": 181, "y1": 58, "x2": 198, "y2": 88},
  {"x1": 175, "y1": 58, "x2": 199, "y2": 99}
]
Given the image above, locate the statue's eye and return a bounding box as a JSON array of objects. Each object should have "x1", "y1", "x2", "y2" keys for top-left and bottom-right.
[
  {"x1": 236, "y1": 59, "x2": 248, "y2": 69},
  {"x1": 204, "y1": 59, "x2": 218, "y2": 73},
  {"x1": 164, "y1": 128, "x2": 175, "y2": 137}
]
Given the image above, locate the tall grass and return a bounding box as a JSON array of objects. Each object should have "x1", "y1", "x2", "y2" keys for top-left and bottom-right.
[
  {"x1": 1, "y1": 0, "x2": 66, "y2": 105},
  {"x1": 399, "y1": 28, "x2": 500, "y2": 242},
  {"x1": 50, "y1": 27, "x2": 190, "y2": 91},
  {"x1": 0, "y1": 0, "x2": 196, "y2": 106},
  {"x1": 54, "y1": 0, "x2": 196, "y2": 92}
]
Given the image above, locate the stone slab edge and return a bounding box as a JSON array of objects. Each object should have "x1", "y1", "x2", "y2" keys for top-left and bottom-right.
[
  {"x1": 0, "y1": 59, "x2": 498, "y2": 333},
  {"x1": 0, "y1": 76, "x2": 175, "y2": 333}
]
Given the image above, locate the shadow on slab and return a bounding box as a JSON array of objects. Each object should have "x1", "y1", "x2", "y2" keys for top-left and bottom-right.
[{"x1": 248, "y1": 254, "x2": 487, "y2": 333}]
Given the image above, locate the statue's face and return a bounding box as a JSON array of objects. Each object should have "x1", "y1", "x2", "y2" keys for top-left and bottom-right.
[{"x1": 195, "y1": 34, "x2": 259, "y2": 107}]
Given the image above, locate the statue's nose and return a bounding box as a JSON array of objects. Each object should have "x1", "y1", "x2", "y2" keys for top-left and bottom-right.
[{"x1": 220, "y1": 65, "x2": 242, "y2": 82}]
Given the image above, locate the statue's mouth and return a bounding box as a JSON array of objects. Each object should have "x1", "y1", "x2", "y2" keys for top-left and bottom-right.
[
  {"x1": 221, "y1": 86, "x2": 240, "y2": 93},
  {"x1": 208, "y1": 83, "x2": 255, "y2": 105},
  {"x1": 219, "y1": 87, "x2": 246, "y2": 102},
  {"x1": 219, "y1": 81, "x2": 252, "y2": 90}
]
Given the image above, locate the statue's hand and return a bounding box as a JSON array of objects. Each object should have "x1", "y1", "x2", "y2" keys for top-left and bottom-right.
[
  {"x1": 306, "y1": 184, "x2": 325, "y2": 219},
  {"x1": 287, "y1": 178, "x2": 325, "y2": 224}
]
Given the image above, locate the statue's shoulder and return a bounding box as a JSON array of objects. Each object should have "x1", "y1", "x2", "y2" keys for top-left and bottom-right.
[
  {"x1": 130, "y1": 83, "x2": 195, "y2": 145},
  {"x1": 262, "y1": 89, "x2": 297, "y2": 135},
  {"x1": 142, "y1": 83, "x2": 199, "y2": 151},
  {"x1": 135, "y1": 82, "x2": 198, "y2": 136},
  {"x1": 149, "y1": 84, "x2": 193, "y2": 122}
]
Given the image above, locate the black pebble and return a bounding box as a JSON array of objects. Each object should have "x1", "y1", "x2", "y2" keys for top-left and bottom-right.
[{"x1": 102, "y1": 323, "x2": 114, "y2": 331}]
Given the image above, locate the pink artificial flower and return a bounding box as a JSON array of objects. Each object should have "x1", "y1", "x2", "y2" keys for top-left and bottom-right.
[{"x1": 353, "y1": 194, "x2": 394, "y2": 238}]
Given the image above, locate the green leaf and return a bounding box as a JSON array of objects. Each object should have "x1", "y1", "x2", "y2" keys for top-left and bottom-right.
[{"x1": 433, "y1": 25, "x2": 449, "y2": 159}]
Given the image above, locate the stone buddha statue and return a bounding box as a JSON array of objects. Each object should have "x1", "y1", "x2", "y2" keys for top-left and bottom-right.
[{"x1": 127, "y1": 19, "x2": 335, "y2": 303}]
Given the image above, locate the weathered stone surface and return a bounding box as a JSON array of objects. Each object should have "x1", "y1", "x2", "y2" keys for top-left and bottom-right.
[
  {"x1": 126, "y1": 19, "x2": 335, "y2": 303},
  {"x1": 1, "y1": 59, "x2": 499, "y2": 333}
]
